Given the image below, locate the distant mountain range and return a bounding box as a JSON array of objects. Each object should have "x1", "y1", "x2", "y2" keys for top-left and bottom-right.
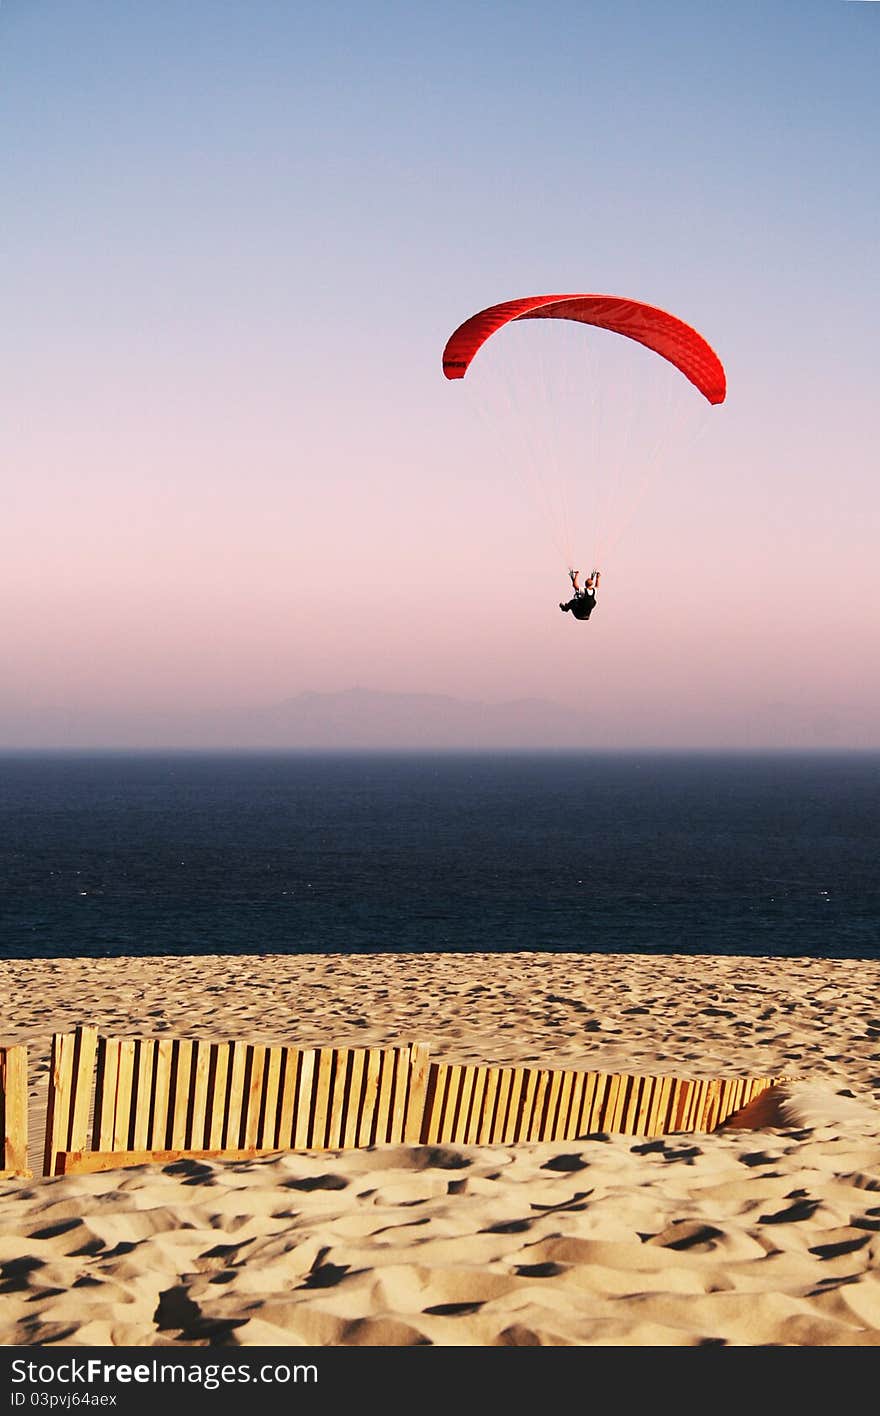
[{"x1": 3, "y1": 688, "x2": 595, "y2": 750}]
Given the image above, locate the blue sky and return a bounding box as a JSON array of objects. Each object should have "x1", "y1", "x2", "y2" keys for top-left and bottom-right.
[{"x1": 2, "y1": 2, "x2": 878, "y2": 747}]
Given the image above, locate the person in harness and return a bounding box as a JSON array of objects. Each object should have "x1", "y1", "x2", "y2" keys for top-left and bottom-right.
[{"x1": 559, "y1": 568, "x2": 600, "y2": 620}]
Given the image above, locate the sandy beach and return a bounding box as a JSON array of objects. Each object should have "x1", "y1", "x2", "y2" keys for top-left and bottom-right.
[{"x1": 2, "y1": 951, "x2": 880, "y2": 1347}]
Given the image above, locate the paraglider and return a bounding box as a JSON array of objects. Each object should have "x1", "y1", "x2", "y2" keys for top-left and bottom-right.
[
  {"x1": 443, "y1": 293, "x2": 725, "y2": 402},
  {"x1": 442, "y1": 293, "x2": 726, "y2": 620}
]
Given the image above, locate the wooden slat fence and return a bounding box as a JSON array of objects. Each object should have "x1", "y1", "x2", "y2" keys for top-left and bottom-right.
[
  {"x1": 419, "y1": 1062, "x2": 776, "y2": 1145},
  {"x1": 0, "y1": 1045, "x2": 29, "y2": 1178},
  {"x1": 47, "y1": 1028, "x2": 431, "y2": 1176},
  {"x1": 37, "y1": 1027, "x2": 780, "y2": 1176}
]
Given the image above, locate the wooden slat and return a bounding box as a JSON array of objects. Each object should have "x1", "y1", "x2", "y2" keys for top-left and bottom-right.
[
  {"x1": 586, "y1": 1071, "x2": 610, "y2": 1132},
  {"x1": 528, "y1": 1071, "x2": 551, "y2": 1141},
  {"x1": 131, "y1": 1040, "x2": 155, "y2": 1152},
  {"x1": 242, "y1": 1045, "x2": 267, "y2": 1151},
  {"x1": 421, "y1": 1064, "x2": 444, "y2": 1145},
  {"x1": 685, "y1": 1078, "x2": 704, "y2": 1131},
  {"x1": 606, "y1": 1073, "x2": 626, "y2": 1131},
  {"x1": 503, "y1": 1067, "x2": 526, "y2": 1143},
  {"x1": 596, "y1": 1071, "x2": 616, "y2": 1131},
  {"x1": 70, "y1": 1028, "x2": 98, "y2": 1155},
  {"x1": 448, "y1": 1064, "x2": 469, "y2": 1142},
  {"x1": 224, "y1": 1041, "x2": 247, "y2": 1149},
  {"x1": 207, "y1": 1043, "x2": 230, "y2": 1151},
  {"x1": 532, "y1": 1064, "x2": 552, "y2": 1144},
  {"x1": 507, "y1": 1064, "x2": 535, "y2": 1144},
  {"x1": 695, "y1": 1078, "x2": 711, "y2": 1130},
  {"x1": 436, "y1": 1064, "x2": 461, "y2": 1144},
  {"x1": 277, "y1": 1047, "x2": 300, "y2": 1150},
  {"x1": 576, "y1": 1070, "x2": 595, "y2": 1135},
  {"x1": 549, "y1": 1069, "x2": 568, "y2": 1139},
  {"x1": 474, "y1": 1066, "x2": 497, "y2": 1145},
  {"x1": 563, "y1": 1070, "x2": 584, "y2": 1139},
  {"x1": 726, "y1": 1076, "x2": 749, "y2": 1127},
  {"x1": 46, "y1": 1027, "x2": 98, "y2": 1173},
  {"x1": 700, "y1": 1078, "x2": 717, "y2": 1129},
  {"x1": 584, "y1": 1071, "x2": 605, "y2": 1131},
  {"x1": 93, "y1": 1037, "x2": 119, "y2": 1152},
  {"x1": 613, "y1": 1072, "x2": 632, "y2": 1133},
  {"x1": 618, "y1": 1073, "x2": 637, "y2": 1133},
  {"x1": 113, "y1": 1041, "x2": 136, "y2": 1151},
  {"x1": 711, "y1": 1076, "x2": 731, "y2": 1132},
  {"x1": 610, "y1": 1074, "x2": 630, "y2": 1132},
  {"x1": 668, "y1": 1077, "x2": 691, "y2": 1132},
  {"x1": 666, "y1": 1076, "x2": 685, "y2": 1132},
  {"x1": 543, "y1": 1070, "x2": 563, "y2": 1141},
  {"x1": 150, "y1": 1040, "x2": 174, "y2": 1150},
  {"x1": 463, "y1": 1064, "x2": 486, "y2": 1145},
  {"x1": 492, "y1": 1068, "x2": 513, "y2": 1144},
  {"x1": 724, "y1": 1077, "x2": 744, "y2": 1122},
  {"x1": 716, "y1": 1077, "x2": 737, "y2": 1129},
  {"x1": 452, "y1": 1065, "x2": 476, "y2": 1144},
  {"x1": 186, "y1": 1041, "x2": 211, "y2": 1150},
  {"x1": 56, "y1": 1147, "x2": 282, "y2": 1176},
  {"x1": 592, "y1": 1072, "x2": 614, "y2": 1131},
  {"x1": 685, "y1": 1078, "x2": 706, "y2": 1132},
  {"x1": 697, "y1": 1076, "x2": 717, "y2": 1132},
  {"x1": 460, "y1": 1064, "x2": 482, "y2": 1145},
  {"x1": 493, "y1": 1064, "x2": 515, "y2": 1144},
  {"x1": 661, "y1": 1076, "x2": 680, "y2": 1131},
  {"x1": 404, "y1": 1044, "x2": 430, "y2": 1143},
  {"x1": 633, "y1": 1075, "x2": 656, "y2": 1135},
  {"x1": 717, "y1": 1076, "x2": 736, "y2": 1122},
  {"x1": 374, "y1": 1048, "x2": 396, "y2": 1144},
  {"x1": 168, "y1": 1040, "x2": 193, "y2": 1151},
  {"x1": 646, "y1": 1076, "x2": 666, "y2": 1132},
  {"x1": 512, "y1": 1068, "x2": 531, "y2": 1141},
  {"x1": 669, "y1": 1075, "x2": 690, "y2": 1133},
  {"x1": 561, "y1": 1069, "x2": 579, "y2": 1138},
  {"x1": 293, "y1": 1050, "x2": 316, "y2": 1149},
  {"x1": 647, "y1": 1074, "x2": 672, "y2": 1137},
  {"x1": 325, "y1": 1049, "x2": 348, "y2": 1151},
  {"x1": 553, "y1": 1070, "x2": 575, "y2": 1140},
  {"x1": 356, "y1": 1049, "x2": 381, "y2": 1147},
  {"x1": 633, "y1": 1076, "x2": 651, "y2": 1134},
  {"x1": 310, "y1": 1048, "x2": 335, "y2": 1149},
  {"x1": 683, "y1": 1078, "x2": 702, "y2": 1131},
  {"x1": 629, "y1": 1075, "x2": 649, "y2": 1134},
  {"x1": 261, "y1": 1046, "x2": 283, "y2": 1150},
  {"x1": 388, "y1": 1048, "x2": 411, "y2": 1144},
  {"x1": 1, "y1": 1047, "x2": 29, "y2": 1177},
  {"x1": 342, "y1": 1049, "x2": 366, "y2": 1148},
  {"x1": 701, "y1": 1078, "x2": 722, "y2": 1132},
  {"x1": 729, "y1": 1077, "x2": 748, "y2": 1120},
  {"x1": 498, "y1": 1068, "x2": 520, "y2": 1143}
]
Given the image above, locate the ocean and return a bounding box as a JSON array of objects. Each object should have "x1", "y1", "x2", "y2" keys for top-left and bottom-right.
[{"x1": 0, "y1": 752, "x2": 878, "y2": 960}]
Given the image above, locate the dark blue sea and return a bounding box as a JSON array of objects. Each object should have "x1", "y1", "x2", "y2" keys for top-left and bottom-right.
[{"x1": 0, "y1": 752, "x2": 878, "y2": 960}]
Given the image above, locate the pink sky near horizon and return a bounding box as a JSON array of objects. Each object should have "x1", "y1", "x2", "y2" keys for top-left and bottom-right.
[{"x1": 3, "y1": 2, "x2": 878, "y2": 749}]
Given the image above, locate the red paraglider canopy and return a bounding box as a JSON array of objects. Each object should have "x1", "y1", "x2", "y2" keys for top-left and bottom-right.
[{"x1": 442, "y1": 294, "x2": 726, "y2": 405}]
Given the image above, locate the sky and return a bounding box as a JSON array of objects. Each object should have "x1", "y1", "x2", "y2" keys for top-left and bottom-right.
[{"x1": 2, "y1": 0, "x2": 878, "y2": 749}]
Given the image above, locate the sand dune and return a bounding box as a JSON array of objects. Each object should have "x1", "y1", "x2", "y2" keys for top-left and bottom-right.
[{"x1": 2, "y1": 952, "x2": 880, "y2": 1347}]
